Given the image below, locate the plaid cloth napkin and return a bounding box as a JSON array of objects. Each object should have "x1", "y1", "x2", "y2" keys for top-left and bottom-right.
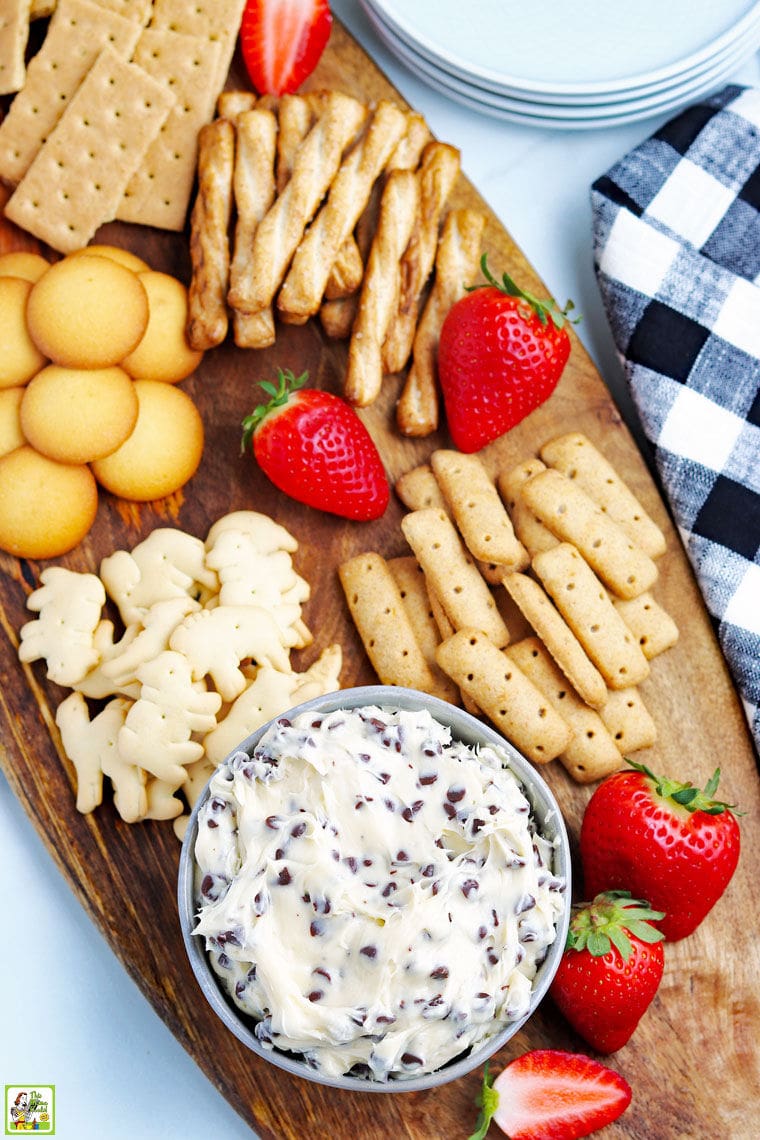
[{"x1": 591, "y1": 84, "x2": 760, "y2": 756}]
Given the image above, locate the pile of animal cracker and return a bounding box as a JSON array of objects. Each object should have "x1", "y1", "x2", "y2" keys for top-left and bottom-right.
[{"x1": 16, "y1": 510, "x2": 342, "y2": 839}]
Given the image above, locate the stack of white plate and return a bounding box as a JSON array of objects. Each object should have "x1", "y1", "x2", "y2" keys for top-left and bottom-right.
[{"x1": 359, "y1": 0, "x2": 760, "y2": 129}]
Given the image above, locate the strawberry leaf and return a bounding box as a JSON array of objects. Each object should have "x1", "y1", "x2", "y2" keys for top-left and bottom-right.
[
  {"x1": 471, "y1": 253, "x2": 579, "y2": 331},
  {"x1": 469, "y1": 1063, "x2": 498, "y2": 1140},
  {"x1": 241, "y1": 368, "x2": 308, "y2": 453}
]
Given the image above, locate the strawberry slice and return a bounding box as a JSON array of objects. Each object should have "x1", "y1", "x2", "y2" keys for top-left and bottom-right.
[
  {"x1": 470, "y1": 1051, "x2": 632, "y2": 1140},
  {"x1": 240, "y1": 0, "x2": 333, "y2": 96}
]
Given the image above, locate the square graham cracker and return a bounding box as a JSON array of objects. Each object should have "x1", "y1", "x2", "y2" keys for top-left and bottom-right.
[{"x1": 5, "y1": 45, "x2": 176, "y2": 252}]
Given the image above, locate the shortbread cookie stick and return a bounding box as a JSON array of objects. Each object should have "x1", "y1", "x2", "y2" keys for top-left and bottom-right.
[
  {"x1": 502, "y1": 571, "x2": 608, "y2": 710},
  {"x1": 278, "y1": 100, "x2": 408, "y2": 323},
  {"x1": 612, "y1": 591, "x2": 679, "y2": 660},
  {"x1": 436, "y1": 629, "x2": 570, "y2": 765},
  {"x1": 431, "y1": 449, "x2": 528, "y2": 571},
  {"x1": 229, "y1": 91, "x2": 367, "y2": 314},
  {"x1": 497, "y1": 458, "x2": 558, "y2": 558},
  {"x1": 507, "y1": 637, "x2": 623, "y2": 784},
  {"x1": 522, "y1": 467, "x2": 658, "y2": 599},
  {"x1": 532, "y1": 542, "x2": 650, "y2": 689},
  {"x1": 344, "y1": 168, "x2": 420, "y2": 407},
  {"x1": 400, "y1": 508, "x2": 509, "y2": 647},
  {"x1": 539, "y1": 432, "x2": 667, "y2": 559},
  {"x1": 395, "y1": 464, "x2": 449, "y2": 513},
  {"x1": 187, "y1": 117, "x2": 235, "y2": 350},
  {"x1": 598, "y1": 687, "x2": 657, "y2": 753},
  {"x1": 387, "y1": 555, "x2": 460, "y2": 705},
  {"x1": 228, "y1": 107, "x2": 278, "y2": 349},
  {"x1": 339, "y1": 551, "x2": 452, "y2": 700},
  {"x1": 383, "y1": 141, "x2": 461, "y2": 374},
  {"x1": 397, "y1": 207, "x2": 485, "y2": 437}
]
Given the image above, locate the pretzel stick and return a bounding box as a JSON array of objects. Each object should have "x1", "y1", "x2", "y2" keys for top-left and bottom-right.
[
  {"x1": 187, "y1": 118, "x2": 235, "y2": 351},
  {"x1": 276, "y1": 93, "x2": 315, "y2": 193},
  {"x1": 228, "y1": 107, "x2": 278, "y2": 349},
  {"x1": 343, "y1": 168, "x2": 420, "y2": 407},
  {"x1": 319, "y1": 111, "x2": 432, "y2": 338},
  {"x1": 383, "y1": 141, "x2": 460, "y2": 374},
  {"x1": 277, "y1": 100, "x2": 408, "y2": 324},
  {"x1": 216, "y1": 89, "x2": 257, "y2": 119},
  {"x1": 396, "y1": 207, "x2": 485, "y2": 436},
  {"x1": 229, "y1": 91, "x2": 367, "y2": 315}
]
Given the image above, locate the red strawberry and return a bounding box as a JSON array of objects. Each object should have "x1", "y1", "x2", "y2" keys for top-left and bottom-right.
[
  {"x1": 241, "y1": 368, "x2": 389, "y2": 520},
  {"x1": 549, "y1": 891, "x2": 665, "y2": 1054},
  {"x1": 580, "y1": 761, "x2": 741, "y2": 942},
  {"x1": 437, "y1": 255, "x2": 575, "y2": 453},
  {"x1": 239, "y1": 0, "x2": 332, "y2": 96},
  {"x1": 469, "y1": 1051, "x2": 632, "y2": 1140}
]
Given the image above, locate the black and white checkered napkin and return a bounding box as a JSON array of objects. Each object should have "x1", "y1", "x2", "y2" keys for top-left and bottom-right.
[{"x1": 591, "y1": 84, "x2": 760, "y2": 756}]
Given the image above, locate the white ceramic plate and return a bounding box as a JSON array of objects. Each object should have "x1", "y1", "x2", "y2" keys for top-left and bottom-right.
[
  {"x1": 362, "y1": 0, "x2": 760, "y2": 98},
  {"x1": 362, "y1": 7, "x2": 760, "y2": 131}
]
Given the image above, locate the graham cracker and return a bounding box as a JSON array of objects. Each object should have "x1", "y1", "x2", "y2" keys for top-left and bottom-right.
[
  {"x1": 0, "y1": 0, "x2": 144, "y2": 184},
  {"x1": 5, "y1": 45, "x2": 176, "y2": 252},
  {"x1": 0, "y1": 0, "x2": 31, "y2": 96},
  {"x1": 117, "y1": 26, "x2": 223, "y2": 230},
  {"x1": 150, "y1": 0, "x2": 247, "y2": 99}
]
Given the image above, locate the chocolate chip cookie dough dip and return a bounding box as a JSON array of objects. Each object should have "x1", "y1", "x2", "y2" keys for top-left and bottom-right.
[{"x1": 187, "y1": 691, "x2": 568, "y2": 1086}]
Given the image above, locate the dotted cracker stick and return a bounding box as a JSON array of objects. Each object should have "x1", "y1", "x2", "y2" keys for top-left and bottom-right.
[
  {"x1": 230, "y1": 91, "x2": 368, "y2": 314},
  {"x1": 598, "y1": 687, "x2": 657, "y2": 753},
  {"x1": 228, "y1": 107, "x2": 278, "y2": 349},
  {"x1": 501, "y1": 571, "x2": 608, "y2": 710},
  {"x1": 187, "y1": 117, "x2": 235, "y2": 351},
  {"x1": 507, "y1": 637, "x2": 623, "y2": 784},
  {"x1": 539, "y1": 432, "x2": 667, "y2": 559},
  {"x1": 436, "y1": 629, "x2": 570, "y2": 765},
  {"x1": 278, "y1": 100, "x2": 408, "y2": 323},
  {"x1": 431, "y1": 449, "x2": 529, "y2": 571},
  {"x1": 400, "y1": 508, "x2": 509, "y2": 647},
  {"x1": 387, "y1": 555, "x2": 460, "y2": 705},
  {"x1": 344, "y1": 168, "x2": 420, "y2": 406},
  {"x1": 395, "y1": 463, "x2": 449, "y2": 513},
  {"x1": 397, "y1": 207, "x2": 485, "y2": 438},
  {"x1": 496, "y1": 458, "x2": 559, "y2": 558},
  {"x1": 521, "y1": 467, "x2": 658, "y2": 600},
  {"x1": 338, "y1": 551, "x2": 451, "y2": 699},
  {"x1": 382, "y1": 141, "x2": 461, "y2": 375},
  {"x1": 532, "y1": 542, "x2": 650, "y2": 689},
  {"x1": 612, "y1": 591, "x2": 679, "y2": 660}
]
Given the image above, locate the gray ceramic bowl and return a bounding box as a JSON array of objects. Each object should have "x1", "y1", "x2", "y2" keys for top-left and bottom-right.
[{"x1": 178, "y1": 685, "x2": 571, "y2": 1092}]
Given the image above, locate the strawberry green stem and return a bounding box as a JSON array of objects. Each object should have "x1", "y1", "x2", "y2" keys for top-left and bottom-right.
[
  {"x1": 471, "y1": 253, "x2": 579, "y2": 331},
  {"x1": 241, "y1": 368, "x2": 308, "y2": 453},
  {"x1": 627, "y1": 760, "x2": 738, "y2": 816},
  {"x1": 567, "y1": 891, "x2": 665, "y2": 961}
]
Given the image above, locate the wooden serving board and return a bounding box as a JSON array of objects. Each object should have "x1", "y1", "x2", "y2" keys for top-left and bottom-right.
[{"x1": 2, "y1": 18, "x2": 759, "y2": 1139}]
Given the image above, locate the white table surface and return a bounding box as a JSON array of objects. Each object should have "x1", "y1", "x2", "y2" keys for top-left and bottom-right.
[{"x1": 2, "y1": 4, "x2": 758, "y2": 1137}]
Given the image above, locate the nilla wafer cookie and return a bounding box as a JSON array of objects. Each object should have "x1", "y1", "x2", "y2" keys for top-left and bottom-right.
[
  {"x1": 507, "y1": 637, "x2": 623, "y2": 784},
  {"x1": 522, "y1": 467, "x2": 658, "y2": 600},
  {"x1": 532, "y1": 542, "x2": 650, "y2": 689},
  {"x1": 435, "y1": 628, "x2": 570, "y2": 765}
]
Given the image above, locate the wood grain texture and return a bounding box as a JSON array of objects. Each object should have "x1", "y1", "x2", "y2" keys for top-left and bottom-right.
[{"x1": 1, "y1": 18, "x2": 759, "y2": 1138}]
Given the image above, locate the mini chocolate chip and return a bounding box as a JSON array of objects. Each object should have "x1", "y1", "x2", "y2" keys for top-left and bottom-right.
[
  {"x1": 382, "y1": 881, "x2": 397, "y2": 897},
  {"x1": 461, "y1": 879, "x2": 479, "y2": 898},
  {"x1": 446, "y1": 784, "x2": 466, "y2": 803},
  {"x1": 419, "y1": 771, "x2": 438, "y2": 785},
  {"x1": 309, "y1": 920, "x2": 324, "y2": 937},
  {"x1": 277, "y1": 867, "x2": 292, "y2": 886},
  {"x1": 308, "y1": 990, "x2": 324, "y2": 1002},
  {"x1": 360, "y1": 945, "x2": 377, "y2": 958},
  {"x1": 265, "y1": 814, "x2": 282, "y2": 829},
  {"x1": 313, "y1": 967, "x2": 331, "y2": 982},
  {"x1": 401, "y1": 1053, "x2": 423, "y2": 1067},
  {"x1": 430, "y1": 965, "x2": 449, "y2": 979},
  {"x1": 291, "y1": 821, "x2": 307, "y2": 838}
]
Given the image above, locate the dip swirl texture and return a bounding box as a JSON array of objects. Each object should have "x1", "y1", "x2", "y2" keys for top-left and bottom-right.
[{"x1": 193, "y1": 704, "x2": 566, "y2": 1081}]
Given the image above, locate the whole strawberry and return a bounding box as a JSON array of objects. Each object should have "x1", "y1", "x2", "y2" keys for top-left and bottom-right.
[
  {"x1": 241, "y1": 369, "x2": 389, "y2": 520},
  {"x1": 550, "y1": 891, "x2": 665, "y2": 1054},
  {"x1": 580, "y1": 761, "x2": 741, "y2": 942},
  {"x1": 437, "y1": 255, "x2": 574, "y2": 453}
]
